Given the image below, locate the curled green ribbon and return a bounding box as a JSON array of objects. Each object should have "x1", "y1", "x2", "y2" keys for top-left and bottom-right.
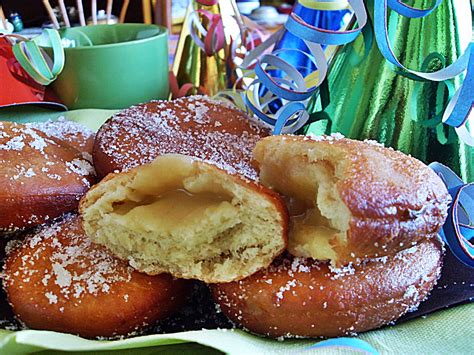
[{"x1": 11, "y1": 29, "x2": 64, "y2": 86}]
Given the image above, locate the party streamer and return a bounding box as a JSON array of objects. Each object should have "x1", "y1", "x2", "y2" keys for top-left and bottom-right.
[
  {"x1": 241, "y1": 0, "x2": 367, "y2": 134},
  {"x1": 6, "y1": 29, "x2": 64, "y2": 86},
  {"x1": 241, "y1": 0, "x2": 472, "y2": 145},
  {"x1": 308, "y1": 337, "x2": 379, "y2": 354},
  {"x1": 171, "y1": 0, "x2": 253, "y2": 97},
  {"x1": 430, "y1": 162, "x2": 474, "y2": 268},
  {"x1": 373, "y1": 0, "x2": 473, "y2": 145}
]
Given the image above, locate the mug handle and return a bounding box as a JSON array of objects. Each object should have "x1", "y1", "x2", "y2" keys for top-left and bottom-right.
[
  {"x1": 67, "y1": 29, "x2": 94, "y2": 47},
  {"x1": 11, "y1": 29, "x2": 65, "y2": 86}
]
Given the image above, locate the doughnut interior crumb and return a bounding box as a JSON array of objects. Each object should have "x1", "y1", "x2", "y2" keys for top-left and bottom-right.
[
  {"x1": 254, "y1": 136, "x2": 351, "y2": 264},
  {"x1": 81, "y1": 154, "x2": 286, "y2": 283}
]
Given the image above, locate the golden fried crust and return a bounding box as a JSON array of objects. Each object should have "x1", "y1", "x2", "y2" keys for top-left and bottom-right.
[
  {"x1": 93, "y1": 95, "x2": 269, "y2": 180},
  {"x1": 3, "y1": 215, "x2": 190, "y2": 338},
  {"x1": 211, "y1": 238, "x2": 443, "y2": 338},
  {"x1": 0, "y1": 122, "x2": 96, "y2": 232},
  {"x1": 253, "y1": 135, "x2": 450, "y2": 263}
]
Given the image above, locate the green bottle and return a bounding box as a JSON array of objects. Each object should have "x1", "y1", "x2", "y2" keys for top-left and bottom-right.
[{"x1": 306, "y1": 0, "x2": 473, "y2": 182}]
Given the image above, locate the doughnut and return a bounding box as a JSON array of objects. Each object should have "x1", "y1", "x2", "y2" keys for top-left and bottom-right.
[
  {"x1": 252, "y1": 134, "x2": 450, "y2": 265},
  {"x1": 26, "y1": 117, "x2": 95, "y2": 155},
  {"x1": 93, "y1": 95, "x2": 269, "y2": 180},
  {"x1": 0, "y1": 121, "x2": 96, "y2": 232},
  {"x1": 211, "y1": 238, "x2": 443, "y2": 338},
  {"x1": 80, "y1": 154, "x2": 288, "y2": 283},
  {"x1": 3, "y1": 215, "x2": 190, "y2": 339}
]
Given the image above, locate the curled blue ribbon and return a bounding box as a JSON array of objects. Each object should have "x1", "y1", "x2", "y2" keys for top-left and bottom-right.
[
  {"x1": 374, "y1": 0, "x2": 473, "y2": 145},
  {"x1": 387, "y1": 0, "x2": 443, "y2": 18},
  {"x1": 242, "y1": 0, "x2": 367, "y2": 134},
  {"x1": 430, "y1": 163, "x2": 474, "y2": 268},
  {"x1": 374, "y1": 0, "x2": 470, "y2": 81},
  {"x1": 308, "y1": 337, "x2": 379, "y2": 354},
  {"x1": 241, "y1": 0, "x2": 472, "y2": 144},
  {"x1": 442, "y1": 43, "x2": 474, "y2": 146}
]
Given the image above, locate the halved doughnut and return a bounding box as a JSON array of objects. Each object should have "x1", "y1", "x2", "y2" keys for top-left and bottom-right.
[
  {"x1": 253, "y1": 134, "x2": 450, "y2": 265},
  {"x1": 0, "y1": 121, "x2": 95, "y2": 232},
  {"x1": 211, "y1": 238, "x2": 443, "y2": 338},
  {"x1": 3, "y1": 215, "x2": 189, "y2": 338},
  {"x1": 80, "y1": 154, "x2": 288, "y2": 283}
]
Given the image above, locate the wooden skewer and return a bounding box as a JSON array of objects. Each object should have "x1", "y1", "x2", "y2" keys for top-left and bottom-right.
[
  {"x1": 0, "y1": 6, "x2": 7, "y2": 30},
  {"x1": 164, "y1": 0, "x2": 172, "y2": 31},
  {"x1": 58, "y1": 0, "x2": 71, "y2": 27},
  {"x1": 154, "y1": 0, "x2": 172, "y2": 31},
  {"x1": 106, "y1": 0, "x2": 113, "y2": 24},
  {"x1": 91, "y1": 0, "x2": 97, "y2": 25},
  {"x1": 77, "y1": 0, "x2": 86, "y2": 26},
  {"x1": 142, "y1": 0, "x2": 152, "y2": 25},
  {"x1": 42, "y1": 0, "x2": 60, "y2": 29},
  {"x1": 119, "y1": 0, "x2": 130, "y2": 23}
]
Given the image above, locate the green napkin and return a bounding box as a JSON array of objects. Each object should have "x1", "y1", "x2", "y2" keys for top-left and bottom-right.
[{"x1": 0, "y1": 304, "x2": 472, "y2": 354}]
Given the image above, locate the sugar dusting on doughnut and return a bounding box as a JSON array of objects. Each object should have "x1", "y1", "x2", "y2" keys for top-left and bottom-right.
[
  {"x1": 0, "y1": 121, "x2": 96, "y2": 232},
  {"x1": 3, "y1": 215, "x2": 190, "y2": 338},
  {"x1": 26, "y1": 118, "x2": 95, "y2": 155},
  {"x1": 26, "y1": 118, "x2": 93, "y2": 142},
  {"x1": 211, "y1": 238, "x2": 443, "y2": 338},
  {"x1": 94, "y1": 96, "x2": 269, "y2": 180},
  {"x1": 6, "y1": 214, "x2": 133, "y2": 307},
  {"x1": 0, "y1": 122, "x2": 95, "y2": 185}
]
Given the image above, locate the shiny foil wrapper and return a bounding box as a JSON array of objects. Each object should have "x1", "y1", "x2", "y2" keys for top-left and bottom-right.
[
  {"x1": 273, "y1": 3, "x2": 349, "y2": 77},
  {"x1": 172, "y1": 0, "x2": 244, "y2": 97},
  {"x1": 306, "y1": 0, "x2": 473, "y2": 182}
]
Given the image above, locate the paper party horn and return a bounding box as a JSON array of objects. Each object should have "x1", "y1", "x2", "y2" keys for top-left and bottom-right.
[
  {"x1": 305, "y1": 0, "x2": 473, "y2": 182},
  {"x1": 171, "y1": 0, "x2": 246, "y2": 98}
]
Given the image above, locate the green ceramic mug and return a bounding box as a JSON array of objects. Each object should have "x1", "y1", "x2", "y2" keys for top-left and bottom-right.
[{"x1": 36, "y1": 24, "x2": 169, "y2": 109}]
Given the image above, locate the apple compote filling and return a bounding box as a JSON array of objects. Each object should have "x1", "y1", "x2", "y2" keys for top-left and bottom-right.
[
  {"x1": 256, "y1": 153, "x2": 350, "y2": 263},
  {"x1": 81, "y1": 154, "x2": 287, "y2": 283}
]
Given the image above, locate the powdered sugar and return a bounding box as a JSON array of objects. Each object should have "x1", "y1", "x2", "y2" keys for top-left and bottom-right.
[
  {"x1": 0, "y1": 136, "x2": 25, "y2": 151},
  {"x1": 26, "y1": 117, "x2": 93, "y2": 144},
  {"x1": 363, "y1": 139, "x2": 385, "y2": 147},
  {"x1": 45, "y1": 292, "x2": 58, "y2": 304},
  {"x1": 65, "y1": 158, "x2": 95, "y2": 176},
  {"x1": 403, "y1": 285, "x2": 419, "y2": 300},
  {"x1": 328, "y1": 263, "x2": 356, "y2": 279},
  {"x1": 290, "y1": 257, "x2": 311, "y2": 273},
  {"x1": 4, "y1": 215, "x2": 134, "y2": 310},
  {"x1": 95, "y1": 96, "x2": 269, "y2": 180},
  {"x1": 275, "y1": 279, "x2": 297, "y2": 303},
  {"x1": 0, "y1": 121, "x2": 95, "y2": 231},
  {"x1": 25, "y1": 127, "x2": 48, "y2": 152},
  {"x1": 305, "y1": 132, "x2": 345, "y2": 142}
]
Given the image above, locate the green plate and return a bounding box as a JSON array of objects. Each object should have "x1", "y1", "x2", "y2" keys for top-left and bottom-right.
[{"x1": 0, "y1": 106, "x2": 117, "y2": 131}]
